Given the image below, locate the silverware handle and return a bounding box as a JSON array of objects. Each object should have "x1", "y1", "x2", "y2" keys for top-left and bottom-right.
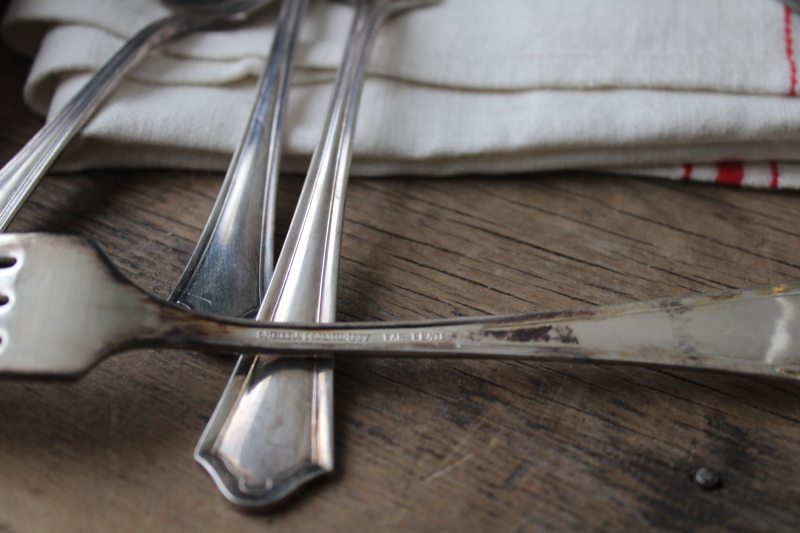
[
  {"x1": 195, "y1": 0, "x2": 409, "y2": 509},
  {"x1": 0, "y1": 14, "x2": 192, "y2": 230},
  {"x1": 170, "y1": 0, "x2": 305, "y2": 317},
  {"x1": 157, "y1": 282, "x2": 800, "y2": 381},
  {"x1": 260, "y1": 0, "x2": 389, "y2": 321},
  {"x1": 166, "y1": 0, "x2": 311, "y2": 508}
]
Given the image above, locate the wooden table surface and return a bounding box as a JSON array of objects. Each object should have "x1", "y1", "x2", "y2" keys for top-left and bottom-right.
[{"x1": 2, "y1": 23, "x2": 800, "y2": 533}]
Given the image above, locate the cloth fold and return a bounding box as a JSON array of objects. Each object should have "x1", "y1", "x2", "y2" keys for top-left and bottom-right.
[{"x1": 3, "y1": 0, "x2": 800, "y2": 187}]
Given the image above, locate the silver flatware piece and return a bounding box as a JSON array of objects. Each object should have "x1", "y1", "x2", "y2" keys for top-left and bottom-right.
[
  {"x1": 165, "y1": 0, "x2": 310, "y2": 507},
  {"x1": 192, "y1": 0, "x2": 440, "y2": 508},
  {"x1": 0, "y1": 0, "x2": 274, "y2": 230},
  {"x1": 1, "y1": 233, "x2": 798, "y2": 381}
]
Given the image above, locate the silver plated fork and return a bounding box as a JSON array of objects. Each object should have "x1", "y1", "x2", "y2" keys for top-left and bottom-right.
[{"x1": 0, "y1": 233, "x2": 798, "y2": 381}]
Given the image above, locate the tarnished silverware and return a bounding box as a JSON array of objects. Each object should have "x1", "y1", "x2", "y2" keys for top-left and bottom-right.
[
  {"x1": 170, "y1": 0, "x2": 306, "y2": 317},
  {"x1": 165, "y1": 0, "x2": 310, "y2": 506},
  {"x1": 192, "y1": 0, "x2": 440, "y2": 508},
  {"x1": 0, "y1": 0, "x2": 274, "y2": 230},
  {"x1": 1, "y1": 233, "x2": 800, "y2": 381}
]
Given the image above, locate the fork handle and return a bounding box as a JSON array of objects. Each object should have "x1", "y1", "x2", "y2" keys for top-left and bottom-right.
[{"x1": 153, "y1": 282, "x2": 800, "y2": 381}]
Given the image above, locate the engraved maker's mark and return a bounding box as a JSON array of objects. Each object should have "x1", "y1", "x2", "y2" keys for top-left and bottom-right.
[
  {"x1": 259, "y1": 330, "x2": 371, "y2": 343},
  {"x1": 411, "y1": 331, "x2": 445, "y2": 342},
  {"x1": 384, "y1": 331, "x2": 445, "y2": 342}
]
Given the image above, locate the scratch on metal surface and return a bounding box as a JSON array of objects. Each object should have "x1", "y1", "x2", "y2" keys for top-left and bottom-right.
[{"x1": 188, "y1": 292, "x2": 213, "y2": 306}]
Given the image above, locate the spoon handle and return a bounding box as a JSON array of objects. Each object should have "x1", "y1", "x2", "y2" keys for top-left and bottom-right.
[
  {"x1": 0, "y1": 14, "x2": 198, "y2": 230},
  {"x1": 170, "y1": 8, "x2": 299, "y2": 317}
]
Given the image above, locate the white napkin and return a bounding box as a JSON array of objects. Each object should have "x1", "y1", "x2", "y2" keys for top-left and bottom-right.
[{"x1": 4, "y1": 0, "x2": 800, "y2": 188}]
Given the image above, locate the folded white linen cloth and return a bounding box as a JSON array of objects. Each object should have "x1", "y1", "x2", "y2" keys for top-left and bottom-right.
[{"x1": 3, "y1": 0, "x2": 800, "y2": 188}]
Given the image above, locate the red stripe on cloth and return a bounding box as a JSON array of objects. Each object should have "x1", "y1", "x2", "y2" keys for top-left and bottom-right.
[
  {"x1": 786, "y1": 5, "x2": 798, "y2": 96},
  {"x1": 770, "y1": 161, "x2": 780, "y2": 189},
  {"x1": 716, "y1": 161, "x2": 744, "y2": 186},
  {"x1": 681, "y1": 163, "x2": 693, "y2": 181}
]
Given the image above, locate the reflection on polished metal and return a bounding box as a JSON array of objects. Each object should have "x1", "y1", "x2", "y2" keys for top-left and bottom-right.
[
  {"x1": 167, "y1": 0, "x2": 310, "y2": 506},
  {"x1": 0, "y1": 0, "x2": 274, "y2": 231},
  {"x1": 192, "y1": 0, "x2": 441, "y2": 508},
  {"x1": 3, "y1": 233, "x2": 800, "y2": 382},
  {"x1": 170, "y1": 0, "x2": 305, "y2": 328}
]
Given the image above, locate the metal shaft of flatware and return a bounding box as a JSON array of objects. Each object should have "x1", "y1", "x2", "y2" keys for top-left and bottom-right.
[
  {"x1": 0, "y1": 1, "x2": 273, "y2": 231},
  {"x1": 166, "y1": 0, "x2": 309, "y2": 505},
  {"x1": 160, "y1": 281, "x2": 800, "y2": 380},
  {"x1": 193, "y1": 0, "x2": 425, "y2": 509},
  {"x1": 170, "y1": 0, "x2": 306, "y2": 317}
]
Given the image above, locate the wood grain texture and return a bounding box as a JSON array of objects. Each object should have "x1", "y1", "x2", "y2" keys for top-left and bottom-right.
[{"x1": 1, "y1": 29, "x2": 800, "y2": 533}]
